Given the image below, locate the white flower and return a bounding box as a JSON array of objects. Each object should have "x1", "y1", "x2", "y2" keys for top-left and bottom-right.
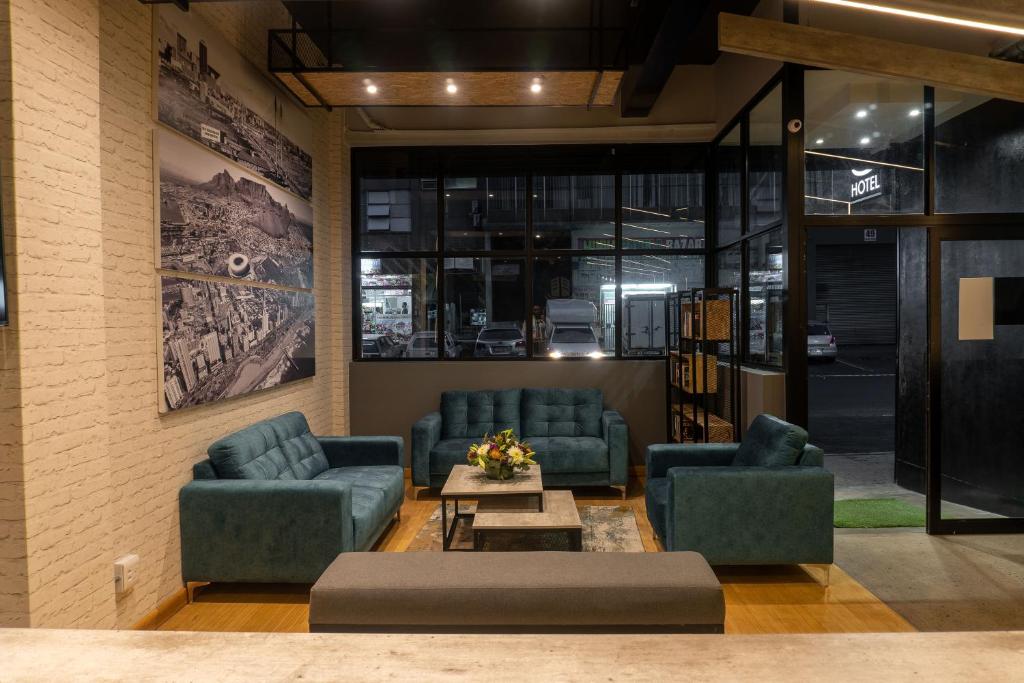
[
  {"x1": 476, "y1": 444, "x2": 490, "y2": 457},
  {"x1": 507, "y1": 445, "x2": 524, "y2": 464}
]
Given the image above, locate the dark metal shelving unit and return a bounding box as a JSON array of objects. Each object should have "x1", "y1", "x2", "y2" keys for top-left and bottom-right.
[{"x1": 664, "y1": 287, "x2": 740, "y2": 444}]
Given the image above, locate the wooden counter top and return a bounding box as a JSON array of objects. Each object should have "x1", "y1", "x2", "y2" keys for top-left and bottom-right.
[{"x1": 2, "y1": 629, "x2": 1023, "y2": 681}]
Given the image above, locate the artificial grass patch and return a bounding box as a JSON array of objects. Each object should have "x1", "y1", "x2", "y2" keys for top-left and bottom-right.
[{"x1": 834, "y1": 498, "x2": 926, "y2": 528}]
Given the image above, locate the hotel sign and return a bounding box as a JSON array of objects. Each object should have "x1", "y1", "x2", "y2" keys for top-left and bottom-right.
[{"x1": 850, "y1": 168, "x2": 883, "y2": 204}]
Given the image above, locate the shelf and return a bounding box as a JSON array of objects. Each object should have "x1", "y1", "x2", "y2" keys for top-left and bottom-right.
[
  {"x1": 681, "y1": 299, "x2": 732, "y2": 342},
  {"x1": 672, "y1": 405, "x2": 734, "y2": 443},
  {"x1": 670, "y1": 352, "x2": 717, "y2": 394}
]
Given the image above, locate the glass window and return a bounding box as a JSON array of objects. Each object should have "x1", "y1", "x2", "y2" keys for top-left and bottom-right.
[
  {"x1": 804, "y1": 70, "x2": 925, "y2": 215},
  {"x1": 716, "y1": 246, "x2": 742, "y2": 358},
  {"x1": 359, "y1": 258, "x2": 437, "y2": 358},
  {"x1": 443, "y1": 175, "x2": 525, "y2": 250},
  {"x1": 533, "y1": 256, "x2": 615, "y2": 358},
  {"x1": 935, "y1": 90, "x2": 1024, "y2": 214},
  {"x1": 716, "y1": 124, "x2": 742, "y2": 246},
  {"x1": 532, "y1": 175, "x2": 615, "y2": 250},
  {"x1": 749, "y1": 85, "x2": 783, "y2": 230},
  {"x1": 444, "y1": 257, "x2": 526, "y2": 359},
  {"x1": 621, "y1": 255, "x2": 704, "y2": 356},
  {"x1": 747, "y1": 228, "x2": 784, "y2": 366},
  {"x1": 621, "y1": 172, "x2": 705, "y2": 250},
  {"x1": 360, "y1": 177, "x2": 437, "y2": 251}
]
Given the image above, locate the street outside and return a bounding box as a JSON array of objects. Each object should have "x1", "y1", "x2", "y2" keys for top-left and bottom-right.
[{"x1": 808, "y1": 344, "x2": 895, "y2": 456}]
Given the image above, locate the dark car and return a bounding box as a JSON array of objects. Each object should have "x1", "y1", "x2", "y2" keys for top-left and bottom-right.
[{"x1": 362, "y1": 334, "x2": 403, "y2": 359}]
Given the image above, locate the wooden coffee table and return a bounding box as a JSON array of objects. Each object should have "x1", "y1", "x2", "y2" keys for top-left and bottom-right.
[
  {"x1": 439, "y1": 465, "x2": 544, "y2": 551},
  {"x1": 472, "y1": 490, "x2": 583, "y2": 551}
]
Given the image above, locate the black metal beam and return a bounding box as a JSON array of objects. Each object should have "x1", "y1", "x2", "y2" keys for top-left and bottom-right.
[{"x1": 619, "y1": 0, "x2": 711, "y2": 118}]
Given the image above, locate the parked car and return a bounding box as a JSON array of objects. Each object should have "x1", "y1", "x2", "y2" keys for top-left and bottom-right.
[
  {"x1": 406, "y1": 331, "x2": 461, "y2": 359},
  {"x1": 362, "y1": 334, "x2": 403, "y2": 359},
  {"x1": 807, "y1": 321, "x2": 838, "y2": 362},
  {"x1": 474, "y1": 323, "x2": 526, "y2": 357}
]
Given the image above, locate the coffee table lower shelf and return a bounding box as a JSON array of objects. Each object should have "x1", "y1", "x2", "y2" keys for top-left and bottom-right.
[{"x1": 440, "y1": 490, "x2": 582, "y2": 552}]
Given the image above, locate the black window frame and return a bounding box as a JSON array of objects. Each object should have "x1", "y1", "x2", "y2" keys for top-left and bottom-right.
[{"x1": 352, "y1": 144, "x2": 708, "y2": 361}]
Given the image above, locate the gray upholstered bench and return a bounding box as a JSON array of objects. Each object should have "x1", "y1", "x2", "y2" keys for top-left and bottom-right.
[{"x1": 309, "y1": 551, "x2": 724, "y2": 634}]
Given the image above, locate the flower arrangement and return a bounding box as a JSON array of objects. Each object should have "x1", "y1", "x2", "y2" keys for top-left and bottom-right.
[{"x1": 467, "y1": 429, "x2": 537, "y2": 480}]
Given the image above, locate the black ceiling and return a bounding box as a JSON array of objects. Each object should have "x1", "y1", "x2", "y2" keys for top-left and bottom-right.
[{"x1": 280, "y1": 0, "x2": 759, "y2": 116}]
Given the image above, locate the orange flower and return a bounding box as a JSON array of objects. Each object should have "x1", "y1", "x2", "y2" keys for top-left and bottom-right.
[{"x1": 488, "y1": 446, "x2": 502, "y2": 460}]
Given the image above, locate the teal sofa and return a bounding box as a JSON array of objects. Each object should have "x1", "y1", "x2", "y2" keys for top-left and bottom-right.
[
  {"x1": 645, "y1": 414, "x2": 833, "y2": 565},
  {"x1": 180, "y1": 412, "x2": 404, "y2": 584},
  {"x1": 412, "y1": 388, "x2": 628, "y2": 495}
]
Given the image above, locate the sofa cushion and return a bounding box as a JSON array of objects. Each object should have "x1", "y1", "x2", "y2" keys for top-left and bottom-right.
[
  {"x1": 271, "y1": 412, "x2": 329, "y2": 479},
  {"x1": 522, "y1": 388, "x2": 603, "y2": 438},
  {"x1": 429, "y1": 438, "x2": 478, "y2": 475},
  {"x1": 314, "y1": 466, "x2": 405, "y2": 513},
  {"x1": 732, "y1": 414, "x2": 809, "y2": 467},
  {"x1": 207, "y1": 418, "x2": 295, "y2": 480},
  {"x1": 441, "y1": 390, "x2": 522, "y2": 440},
  {"x1": 528, "y1": 436, "x2": 608, "y2": 474},
  {"x1": 350, "y1": 486, "x2": 391, "y2": 551}
]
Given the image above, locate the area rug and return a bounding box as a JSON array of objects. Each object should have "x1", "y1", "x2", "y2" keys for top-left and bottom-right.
[
  {"x1": 406, "y1": 503, "x2": 645, "y2": 552},
  {"x1": 834, "y1": 498, "x2": 926, "y2": 528}
]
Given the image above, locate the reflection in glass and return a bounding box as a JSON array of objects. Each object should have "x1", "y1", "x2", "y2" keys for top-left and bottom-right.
[
  {"x1": 935, "y1": 90, "x2": 1024, "y2": 214},
  {"x1": 444, "y1": 258, "x2": 526, "y2": 359},
  {"x1": 749, "y1": 85, "x2": 783, "y2": 230},
  {"x1": 621, "y1": 173, "x2": 705, "y2": 250},
  {"x1": 621, "y1": 255, "x2": 704, "y2": 356},
  {"x1": 360, "y1": 258, "x2": 437, "y2": 358},
  {"x1": 716, "y1": 246, "x2": 742, "y2": 359},
  {"x1": 360, "y1": 177, "x2": 437, "y2": 251},
  {"x1": 716, "y1": 125, "x2": 742, "y2": 246},
  {"x1": 748, "y1": 229, "x2": 784, "y2": 366},
  {"x1": 444, "y1": 176, "x2": 525, "y2": 250},
  {"x1": 533, "y1": 256, "x2": 615, "y2": 357},
  {"x1": 804, "y1": 70, "x2": 924, "y2": 215},
  {"x1": 532, "y1": 175, "x2": 615, "y2": 250}
]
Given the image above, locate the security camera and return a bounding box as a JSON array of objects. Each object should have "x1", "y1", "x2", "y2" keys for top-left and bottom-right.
[{"x1": 787, "y1": 119, "x2": 803, "y2": 134}]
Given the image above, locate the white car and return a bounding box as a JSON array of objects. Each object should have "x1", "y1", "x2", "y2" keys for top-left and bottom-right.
[
  {"x1": 807, "y1": 321, "x2": 838, "y2": 362},
  {"x1": 474, "y1": 324, "x2": 526, "y2": 357},
  {"x1": 546, "y1": 325, "x2": 604, "y2": 359},
  {"x1": 406, "y1": 331, "x2": 460, "y2": 359}
]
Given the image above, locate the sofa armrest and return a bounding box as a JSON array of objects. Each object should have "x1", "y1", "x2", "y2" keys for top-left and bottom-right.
[
  {"x1": 179, "y1": 479, "x2": 354, "y2": 584},
  {"x1": 412, "y1": 412, "x2": 443, "y2": 487},
  {"x1": 317, "y1": 436, "x2": 404, "y2": 468},
  {"x1": 666, "y1": 466, "x2": 834, "y2": 564},
  {"x1": 645, "y1": 443, "x2": 739, "y2": 479},
  {"x1": 602, "y1": 410, "x2": 629, "y2": 486}
]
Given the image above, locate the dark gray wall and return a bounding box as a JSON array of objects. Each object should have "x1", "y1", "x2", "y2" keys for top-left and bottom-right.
[{"x1": 349, "y1": 360, "x2": 665, "y2": 468}]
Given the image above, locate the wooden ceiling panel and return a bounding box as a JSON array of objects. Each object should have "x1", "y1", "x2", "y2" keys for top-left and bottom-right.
[{"x1": 280, "y1": 71, "x2": 623, "y2": 107}]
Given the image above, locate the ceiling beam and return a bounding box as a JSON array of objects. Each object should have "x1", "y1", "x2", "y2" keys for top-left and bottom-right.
[
  {"x1": 718, "y1": 13, "x2": 1024, "y2": 103},
  {"x1": 619, "y1": 0, "x2": 710, "y2": 118},
  {"x1": 809, "y1": 0, "x2": 1024, "y2": 26}
]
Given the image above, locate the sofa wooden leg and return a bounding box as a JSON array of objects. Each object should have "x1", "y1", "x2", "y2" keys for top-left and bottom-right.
[
  {"x1": 807, "y1": 564, "x2": 831, "y2": 587},
  {"x1": 614, "y1": 485, "x2": 627, "y2": 500},
  {"x1": 395, "y1": 508, "x2": 402, "y2": 523},
  {"x1": 184, "y1": 582, "x2": 194, "y2": 604}
]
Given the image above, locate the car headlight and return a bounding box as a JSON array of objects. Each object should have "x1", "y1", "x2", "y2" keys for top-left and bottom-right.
[
  {"x1": 587, "y1": 351, "x2": 603, "y2": 359},
  {"x1": 549, "y1": 351, "x2": 563, "y2": 359}
]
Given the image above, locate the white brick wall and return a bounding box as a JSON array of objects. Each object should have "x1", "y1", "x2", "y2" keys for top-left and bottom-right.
[{"x1": 0, "y1": 0, "x2": 350, "y2": 628}]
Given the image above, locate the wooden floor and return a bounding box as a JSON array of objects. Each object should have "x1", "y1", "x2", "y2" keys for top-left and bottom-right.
[{"x1": 158, "y1": 479, "x2": 914, "y2": 635}]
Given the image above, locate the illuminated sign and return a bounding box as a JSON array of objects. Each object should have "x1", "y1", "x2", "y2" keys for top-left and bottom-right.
[{"x1": 850, "y1": 167, "x2": 882, "y2": 204}]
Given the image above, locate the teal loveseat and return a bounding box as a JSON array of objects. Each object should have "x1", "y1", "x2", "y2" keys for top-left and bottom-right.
[
  {"x1": 179, "y1": 412, "x2": 403, "y2": 585},
  {"x1": 412, "y1": 388, "x2": 629, "y2": 495},
  {"x1": 645, "y1": 414, "x2": 833, "y2": 565}
]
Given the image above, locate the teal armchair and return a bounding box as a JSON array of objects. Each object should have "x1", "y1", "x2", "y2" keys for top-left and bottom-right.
[
  {"x1": 180, "y1": 412, "x2": 404, "y2": 585},
  {"x1": 645, "y1": 415, "x2": 833, "y2": 565},
  {"x1": 412, "y1": 388, "x2": 628, "y2": 496}
]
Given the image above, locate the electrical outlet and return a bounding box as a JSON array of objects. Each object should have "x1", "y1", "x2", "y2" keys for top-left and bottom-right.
[{"x1": 114, "y1": 554, "x2": 140, "y2": 595}]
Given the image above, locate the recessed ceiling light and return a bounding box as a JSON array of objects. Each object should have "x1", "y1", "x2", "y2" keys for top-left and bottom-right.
[
  {"x1": 488, "y1": 193, "x2": 494, "y2": 197},
  {"x1": 859, "y1": 136, "x2": 871, "y2": 145},
  {"x1": 445, "y1": 78, "x2": 458, "y2": 94},
  {"x1": 909, "y1": 108, "x2": 921, "y2": 117},
  {"x1": 530, "y1": 77, "x2": 543, "y2": 94},
  {"x1": 855, "y1": 109, "x2": 868, "y2": 118},
  {"x1": 366, "y1": 83, "x2": 377, "y2": 95},
  {"x1": 815, "y1": 138, "x2": 825, "y2": 145}
]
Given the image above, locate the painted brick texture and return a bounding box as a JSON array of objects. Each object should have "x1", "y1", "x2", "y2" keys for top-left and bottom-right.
[{"x1": 0, "y1": 0, "x2": 350, "y2": 628}]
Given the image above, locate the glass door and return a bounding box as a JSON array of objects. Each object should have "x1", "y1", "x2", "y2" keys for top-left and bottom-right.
[{"x1": 928, "y1": 227, "x2": 1024, "y2": 533}]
